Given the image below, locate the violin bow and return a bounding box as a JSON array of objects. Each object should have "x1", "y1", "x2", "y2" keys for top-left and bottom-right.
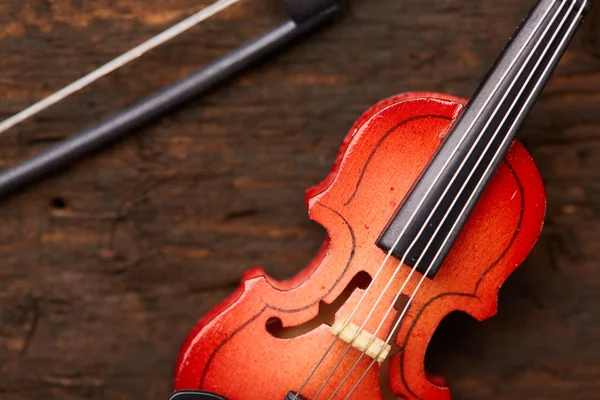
[{"x1": 0, "y1": 0, "x2": 343, "y2": 197}]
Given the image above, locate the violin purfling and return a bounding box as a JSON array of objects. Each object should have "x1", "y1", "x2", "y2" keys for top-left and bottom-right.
[{"x1": 172, "y1": 1, "x2": 592, "y2": 399}]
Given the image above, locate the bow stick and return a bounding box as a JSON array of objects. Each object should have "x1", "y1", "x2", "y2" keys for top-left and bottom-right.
[{"x1": 0, "y1": 0, "x2": 343, "y2": 197}]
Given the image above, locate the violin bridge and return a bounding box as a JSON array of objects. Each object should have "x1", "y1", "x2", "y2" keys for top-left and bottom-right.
[{"x1": 331, "y1": 318, "x2": 391, "y2": 364}]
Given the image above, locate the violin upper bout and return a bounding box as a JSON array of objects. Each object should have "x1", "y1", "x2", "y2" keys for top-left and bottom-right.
[{"x1": 305, "y1": 92, "x2": 466, "y2": 206}]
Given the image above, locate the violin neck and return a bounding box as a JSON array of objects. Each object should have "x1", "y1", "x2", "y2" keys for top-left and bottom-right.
[
  {"x1": 458, "y1": 0, "x2": 591, "y2": 146},
  {"x1": 378, "y1": 0, "x2": 591, "y2": 278}
]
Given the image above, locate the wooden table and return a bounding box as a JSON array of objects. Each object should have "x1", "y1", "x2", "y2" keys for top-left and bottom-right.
[{"x1": 1, "y1": 0, "x2": 599, "y2": 399}]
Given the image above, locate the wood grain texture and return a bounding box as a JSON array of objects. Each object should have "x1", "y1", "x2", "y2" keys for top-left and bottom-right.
[{"x1": 0, "y1": 0, "x2": 599, "y2": 399}]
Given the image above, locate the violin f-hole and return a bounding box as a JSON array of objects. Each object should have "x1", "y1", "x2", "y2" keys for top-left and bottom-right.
[{"x1": 266, "y1": 271, "x2": 372, "y2": 339}]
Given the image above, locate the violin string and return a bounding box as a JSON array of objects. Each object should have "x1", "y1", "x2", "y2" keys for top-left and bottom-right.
[
  {"x1": 295, "y1": 1, "x2": 559, "y2": 397},
  {"x1": 294, "y1": 1, "x2": 561, "y2": 398},
  {"x1": 329, "y1": 0, "x2": 574, "y2": 397},
  {"x1": 330, "y1": 0, "x2": 575, "y2": 395},
  {"x1": 343, "y1": 3, "x2": 585, "y2": 399},
  {"x1": 0, "y1": 0, "x2": 241, "y2": 136}
]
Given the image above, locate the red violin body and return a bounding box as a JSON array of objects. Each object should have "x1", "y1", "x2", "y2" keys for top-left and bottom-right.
[{"x1": 174, "y1": 93, "x2": 546, "y2": 399}]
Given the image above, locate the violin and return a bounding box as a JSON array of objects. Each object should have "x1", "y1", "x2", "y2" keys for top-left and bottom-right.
[{"x1": 172, "y1": 1, "x2": 592, "y2": 399}]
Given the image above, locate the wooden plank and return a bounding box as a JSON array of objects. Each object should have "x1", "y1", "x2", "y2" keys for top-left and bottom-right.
[{"x1": 0, "y1": 0, "x2": 599, "y2": 398}]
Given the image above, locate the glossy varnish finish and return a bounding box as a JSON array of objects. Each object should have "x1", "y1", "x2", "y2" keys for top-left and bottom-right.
[{"x1": 175, "y1": 92, "x2": 546, "y2": 399}]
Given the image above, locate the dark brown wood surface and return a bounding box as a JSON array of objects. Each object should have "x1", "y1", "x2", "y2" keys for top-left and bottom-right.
[{"x1": 0, "y1": 1, "x2": 599, "y2": 399}]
